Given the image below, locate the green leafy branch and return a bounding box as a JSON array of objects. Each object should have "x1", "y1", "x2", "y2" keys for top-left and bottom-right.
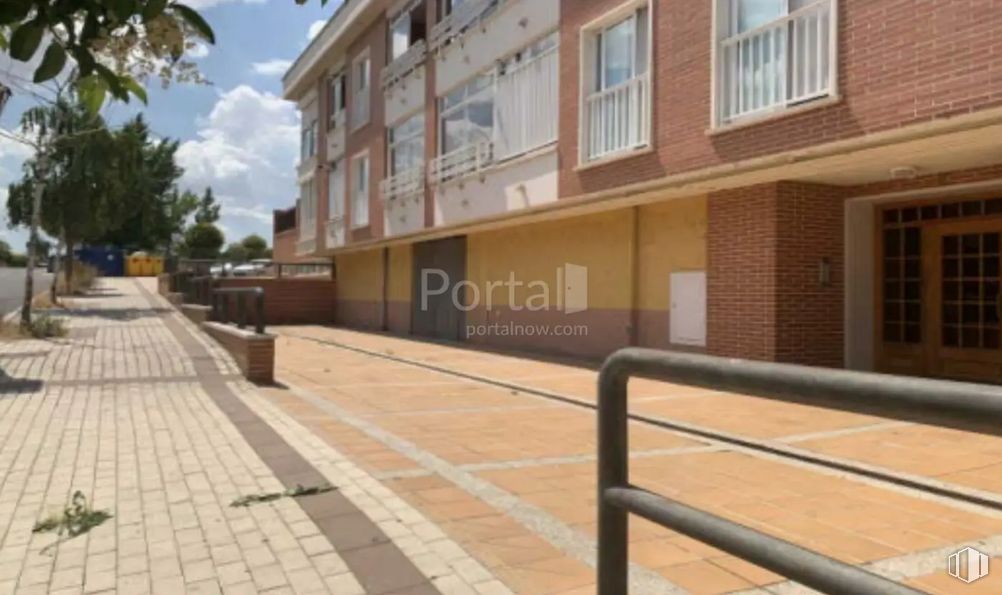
[
  {"x1": 32, "y1": 491, "x2": 113, "y2": 543},
  {"x1": 230, "y1": 484, "x2": 336, "y2": 508},
  {"x1": 0, "y1": 0, "x2": 217, "y2": 110}
]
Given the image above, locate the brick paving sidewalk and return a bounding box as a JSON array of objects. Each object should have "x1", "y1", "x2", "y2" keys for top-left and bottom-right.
[
  {"x1": 264, "y1": 325, "x2": 1002, "y2": 594},
  {"x1": 0, "y1": 279, "x2": 505, "y2": 595}
]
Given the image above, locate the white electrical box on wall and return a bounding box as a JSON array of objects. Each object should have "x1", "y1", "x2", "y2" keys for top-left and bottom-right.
[{"x1": 670, "y1": 271, "x2": 707, "y2": 347}]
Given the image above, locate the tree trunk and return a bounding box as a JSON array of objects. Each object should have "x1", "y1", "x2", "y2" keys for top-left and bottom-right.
[
  {"x1": 50, "y1": 236, "x2": 62, "y2": 305},
  {"x1": 20, "y1": 154, "x2": 47, "y2": 330},
  {"x1": 64, "y1": 241, "x2": 75, "y2": 295}
]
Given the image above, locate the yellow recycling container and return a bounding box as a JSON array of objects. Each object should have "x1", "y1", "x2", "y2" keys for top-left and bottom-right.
[{"x1": 126, "y1": 253, "x2": 165, "y2": 277}]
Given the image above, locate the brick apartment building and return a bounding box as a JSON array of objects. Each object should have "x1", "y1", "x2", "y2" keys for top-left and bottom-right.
[{"x1": 278, "y1": 0, "x2": 1002, "y2": 382}]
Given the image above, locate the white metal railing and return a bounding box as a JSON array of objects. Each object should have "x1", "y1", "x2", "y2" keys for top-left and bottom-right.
[
  {"x1": 380, "y1": 166, "x2": 425, "y2": 202},
  {"x1": 494, "y1": 45, "x2": 558, "y2": 160},
  {"x1": 430, "y1": 0, "x2": 502, "y2": 51},
  {"x1": 583, "y1": 73, "x2": 650, "y2": 162},
  {"x1": 325, "y1": 218, "x2": 345, "y2": 249},
  {"x1": 382, "y1": 40, "x2": 427, "y2": 90},
  {"x1": 351, "y1": 88, "x2": 370, "y2": 130},
  {"x1": 429, "y1": 141, "x2": 494, "y2": 185},
  {"x1": 717, "y1": 0, "x2": 835, "y2": 124}
]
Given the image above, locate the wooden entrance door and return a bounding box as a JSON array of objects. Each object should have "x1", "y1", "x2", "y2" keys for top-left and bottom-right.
[{"x1": 926, "y1": 220, "x2": 1002, "y2": 382}]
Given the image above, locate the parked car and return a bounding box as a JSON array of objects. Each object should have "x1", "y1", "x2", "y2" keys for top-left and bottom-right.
[
  {"x1": 232, "y1": 259, "x2": 272, "y2": 277},
  {"x1": 209, "y1": 262, "x2": 233, "y2": 277}
]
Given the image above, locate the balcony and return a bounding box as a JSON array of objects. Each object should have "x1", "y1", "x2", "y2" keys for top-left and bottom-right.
[
  {"x1": 381, "y1": 40, "x2": 427, "y2": 91},
  {"x1": 582, "y1": 73, "x2": 651, "y2": 162},
  {"x1": 429, "y1": 141, "x2": 494, "y2": 186},
  {"x1": 325, "y1": 217, "x2": 346, "y2": 249},
  {"x1": 380, "y1": 166, "x2": 425, "y2": 203},
  {"x1": 716, "y1": 0, "x2": 835, "y2": 126},
  {"x1": 429, "y1": 0, "x2": 500, "y2": 51}
]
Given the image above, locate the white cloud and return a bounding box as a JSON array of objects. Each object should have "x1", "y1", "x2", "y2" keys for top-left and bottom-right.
[
  {"x1": 251, "y1": 59, "x2": 293, "y2": 76},
  {"x1": 187, "y1": 43, "x2": 210, "y2": 59},
  {"x1": 177, "y1": 85, "x2": 299, "y2": 244},
  {"x1": 308, "y1": 20, "x2": 327, "y2": 41}
]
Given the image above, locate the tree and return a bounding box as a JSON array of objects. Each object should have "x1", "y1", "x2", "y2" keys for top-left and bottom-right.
[
  {"x1": 241, "y1": 234, "x2": 269, "y2": 260},
  {"x1": 0, "y1": 240, "x2": 12, "y2": 265},
  {"x1": 6, "y1": 95, "x2": 123, "y2": 324},
  {"x1": 180, "y1": 222, "x2": 223, "y2": 259},
  {"x1": 0, "y1": 1, "x2": 216, "y2": 109},
  {"x1": 222, "y1": 242, "x2": 248, "y2": 263},
  {"x1": 194, "y1": 187, "x2": 219, "y2": 224},
  {"x1": 97, "y1": 116, "x2": 187, "y2": 251}
]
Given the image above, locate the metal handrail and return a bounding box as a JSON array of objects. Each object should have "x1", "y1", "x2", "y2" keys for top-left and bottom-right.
[
  {"x1": 211, "y1": 287, "x2": 266, "y2": 335},
  {"x1": 597, "y1": 348, "x2": 1002, "y2": 594}
]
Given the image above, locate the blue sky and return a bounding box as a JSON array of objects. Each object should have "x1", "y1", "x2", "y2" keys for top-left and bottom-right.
[{"x1": 0, "y1": 0, "x2": 340, "y2": 252}]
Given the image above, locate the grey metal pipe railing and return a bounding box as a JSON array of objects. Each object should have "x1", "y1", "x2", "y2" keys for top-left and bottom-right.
[
  {"x1": 211, "y1": 287, "x2": 265, "y2": 335},
  {"x1": 598, "y1": 348, "x2": 1002, "y2": 595}
]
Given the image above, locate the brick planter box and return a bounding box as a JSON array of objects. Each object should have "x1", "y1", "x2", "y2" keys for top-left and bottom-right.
[
  {"x1": 181, "y1": 304, "x2": 211, "y2": 325},
  {"x1": 202, "y1": 322, "x2": 275, "y2": 384}
]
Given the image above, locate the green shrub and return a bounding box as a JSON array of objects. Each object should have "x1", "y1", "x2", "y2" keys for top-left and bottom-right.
[{"x1": 25, "y1": 315, "x2": 68, "y2": 339}]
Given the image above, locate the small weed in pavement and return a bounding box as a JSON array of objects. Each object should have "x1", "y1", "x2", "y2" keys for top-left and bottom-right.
[
  {"x1": 230, "y1": 483, "x2": 336, "y2": 508},
  {"x1": 33, "y1": 491, "x2": 112, "y2": 541}
]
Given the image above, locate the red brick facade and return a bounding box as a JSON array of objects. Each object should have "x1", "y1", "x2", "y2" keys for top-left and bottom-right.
[
  {"x1": 203, "y1": 322, "x2": 275, "y2": 384},
  {"x1": 708, "y1": 182, "x2": 846, "y2": 367},
  {"x1": 559, "y1": 0, "x2": 1002, "y2": 199},
  {"x1": 216, "y1": 278, "x2": 337, "y2": 326},
  {"x1": 272, "y1": 230, "x2": 299, "y2": 263},
  {"x1": 344, "y1": 19, "x2": 388, "y2": 243}
]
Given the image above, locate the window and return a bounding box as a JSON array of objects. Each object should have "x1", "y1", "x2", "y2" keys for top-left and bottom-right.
[
  {"x1": 351, "y1": 55, "x2": 371, "y2": 130},
  {"x1": 389, "y1": 113, "x2": 425, "y2": 176},
  {"x1": 429, "y1": 34, "x2": 560, "y2": 183},
  {"x1": 595, "y1": 11, "x2": 647, "y2": 91},
  {"x1": 328, "y1": 160, "x2": 344, "y2": 220},
  {"x1": 351, "y1": 154, "x2": 370, "y2": 227},
  {"x1": 438, "y1": 0, "x2": 471, "y2": 18},
  {"x1": 581, "y1": 4, "x2": 651, "y2": 162},
  {"x1": 328, "y1": 72, "x2": 346, "y2": 129},
  {"x1": 299, "y1": 178, "x2": 316, "y2": 239},
  {"x1": 301, "y1": 118, "x2": 318, "y2": 161},
  {"x1": 390, "y1": 1, "x2": 428, "y2": 62},
  {"x1": 715, "y1": 0, "x2": 835, "y2": 126},
  {"x1": 439, "y1": 74, "x2": 494, "y2": 156}
]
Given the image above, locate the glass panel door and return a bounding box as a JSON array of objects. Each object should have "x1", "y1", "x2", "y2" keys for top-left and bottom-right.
[{"x1": 941, "y1": 232, "x2": 1001, "y2": 350}]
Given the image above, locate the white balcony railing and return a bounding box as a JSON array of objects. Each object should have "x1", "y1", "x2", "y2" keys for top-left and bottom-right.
[
  {"x1": 717, "y1": 0, "x2": 835, "y2": 124},
  {"x1": 583, "y1": 73, "x2": 650, "y2": 162},
  {"x1": 429, "y1": 0, "x2": 502, "y2": 51},
  {"x1": 325, "y1": 218, "x2": 345, "y2": 249},
  {"x1": 351, "y1": 88, "x2": 370, "y2": 130},
  {"x1": 495, "y1": 45, "x2": 558, "y2": 160},
  {"x1": 429, "y1": 141, "x2": 494, "y2": 185},
  {"x1": 381, "y1": 40, "x2": 427, "y2": 90},
  {"x1": 380, "y1": 166, "x2": 425, "y2": 202}
]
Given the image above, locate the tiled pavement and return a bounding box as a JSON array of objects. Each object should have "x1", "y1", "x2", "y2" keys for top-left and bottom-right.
[
  {"x1": 264, "y1": 325, "x2": 1002, "y2": 594},
  {"x1": 7, "y1": 278, "x2": 1002, "y2": 594},
  {"x1": 0, "y1": 280, "x2": 505, "y2": 594}
]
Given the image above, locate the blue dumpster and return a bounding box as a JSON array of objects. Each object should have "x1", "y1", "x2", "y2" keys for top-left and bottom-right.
[{"x1": 75, "y1": 246, "x2": 125, "y2": 277}]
